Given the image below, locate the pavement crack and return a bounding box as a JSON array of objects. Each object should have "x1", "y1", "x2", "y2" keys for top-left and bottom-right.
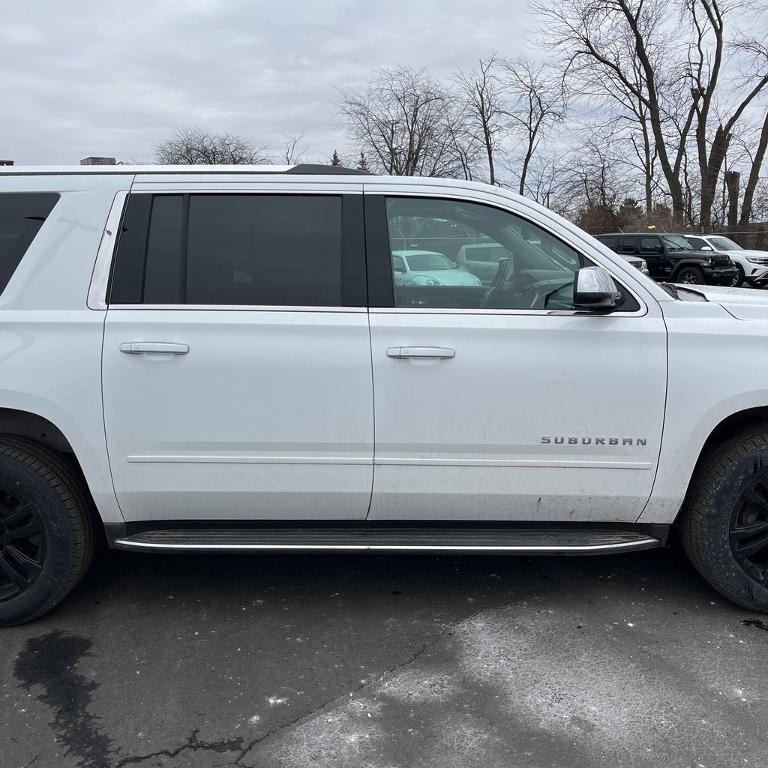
[
  {"x1": 227, "y1": 626, "x2": 455, "y2": 767},
  {"x1": 112, "y1": 729, "x2": 245, "y2": 767}
]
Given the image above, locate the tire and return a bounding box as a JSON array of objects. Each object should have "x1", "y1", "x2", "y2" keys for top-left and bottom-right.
[
  {"x1": 731, "y1": 265, "x2": 745, "y2": 288},
  {"x1": 0, "y1": 437, "x2": 95, "y2": 627},
  {"x1": 675, "y1": 266, "x2": 705, "y2": 285},
  {"x1": 681, "y1": 424, "x2": 768, "y2": 612}
]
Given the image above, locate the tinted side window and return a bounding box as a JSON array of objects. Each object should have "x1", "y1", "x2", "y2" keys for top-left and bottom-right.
[
  {"x1": 616, "y1": 237, "x2": 639, "y2": 254},
  {"x1": 111, "y1": 194, "x2": 344, "y2": 307},
  {"x1": 186, "y1": 195, "x2": 342, "y2": 306},
  {"x1": 640, "y1": 237, "x2": 661, "y2": 253},
  {"x1": 110, "y1": 194, "x2": 152, "y2": 304},
  {"x1": 144, "y1": 195, "x2": 184, "y2": 304},
  {"x1": 0, "y1": 192, "x2": 59, "y2": 294}
]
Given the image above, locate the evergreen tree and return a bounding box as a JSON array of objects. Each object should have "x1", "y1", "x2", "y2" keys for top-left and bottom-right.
[
  {"x1": 356, "y1": 151, "x2": 369, "y2": 172},
  {"x1": 330, "y1": 150, "x2": 341, "y2": 166}
]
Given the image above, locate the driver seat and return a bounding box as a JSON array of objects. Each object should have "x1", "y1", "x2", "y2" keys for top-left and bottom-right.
[{"x1": 481, "y1": 257, "x2": 515, "y2": 308}]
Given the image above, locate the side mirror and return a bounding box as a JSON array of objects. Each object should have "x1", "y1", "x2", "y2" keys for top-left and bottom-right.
[
  {"x1": 573, "y1": 266, "x2": 621, "y2": 310},
  {"x1": 700, "y1": 245, "x2": 712, "y2": 251}
]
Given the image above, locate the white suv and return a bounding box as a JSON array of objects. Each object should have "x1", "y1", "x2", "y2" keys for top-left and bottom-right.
[
  {"x1": 685, "y1": 233, "x2": 768, "y2": 287},
  {"x1": 2, "y1": 164, "x2": 768, "y2": 624}
]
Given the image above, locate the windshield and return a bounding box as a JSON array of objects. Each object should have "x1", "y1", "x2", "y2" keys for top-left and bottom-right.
[
  {"x1": 662, "y1": 235, "x2": 692, "y2": 251},
  {"x1": 709, "y1": 236, "x2": 743, "y2": 252},
  {"x1": 404, "y1": 252, "x2": 454, "y2": 271}
]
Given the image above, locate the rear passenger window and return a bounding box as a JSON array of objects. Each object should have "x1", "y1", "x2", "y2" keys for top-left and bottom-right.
[
  {"x1": 110, "y1": 194, "x2": 342, "y2": 307},
  {"x1": 616, "y1": 237, "x2": 639, "y2": 254},
  {"x1": 0, "y1": 193, "x2": 59, "y2": 294},
  {"x1": 186, "y1": 196, "x2": 341, "y2": 306},
  {"x1": 640, "y1": 237, "x2": 661, "y2": 253}
]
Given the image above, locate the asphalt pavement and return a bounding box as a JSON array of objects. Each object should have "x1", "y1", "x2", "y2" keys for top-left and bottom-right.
[{"x1": 2, "y1": 545, "x2": 767, "y2": 768}]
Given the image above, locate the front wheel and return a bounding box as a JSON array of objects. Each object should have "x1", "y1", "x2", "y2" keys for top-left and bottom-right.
[
  {"x1": 0, "y1": 438, "x2": 95, "y2": 627},
  {"x1": 681, "y1": 425, "x2": 768, "y2": 612},
  {"x1": 731, "y1": 265, "x2": 745, "y2": 287},
  {"x1": 675, "y1": 266, "x2": 705, "y2": 285}
]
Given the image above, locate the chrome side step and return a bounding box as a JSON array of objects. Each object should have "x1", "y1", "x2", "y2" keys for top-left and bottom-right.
[{"x1": 113, "y1": 526, "x2": 662, "y2": 555}]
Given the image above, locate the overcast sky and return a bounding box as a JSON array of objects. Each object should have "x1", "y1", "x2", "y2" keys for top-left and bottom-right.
[{"x1": 0, "y1": 0, "x2": 536, "y2": 165}]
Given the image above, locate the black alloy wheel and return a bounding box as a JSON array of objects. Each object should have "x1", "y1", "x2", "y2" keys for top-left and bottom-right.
[
  {"x1": 730, "y1": 473, "x2": 768, "y2": 586},
  {"x1": 0, "y1": 491, "x2": 45, "y2": 602},
  {"x1": 677, "y1": 266, "x2": 705, "y2": 284}
]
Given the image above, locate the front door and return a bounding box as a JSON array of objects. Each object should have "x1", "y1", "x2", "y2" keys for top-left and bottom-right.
[
  {"x1": 102, "y1": 183, "x2": 373, "y2": 521},
  {"x1": 365, "y1": 192, "x2": 667, "y2": 522}
]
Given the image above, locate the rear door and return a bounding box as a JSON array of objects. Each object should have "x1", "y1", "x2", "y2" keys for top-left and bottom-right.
[
  {"x1": 101, "y1": 177, "x2": 373, "y2": 521},
  {"x1": 364, "y1": 186, "x2": 667, "y2": 522}
]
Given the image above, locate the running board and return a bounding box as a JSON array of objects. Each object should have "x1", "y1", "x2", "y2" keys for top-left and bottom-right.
[{"x1": 113, "y1": 525, "x2": 662, "y2": 555}]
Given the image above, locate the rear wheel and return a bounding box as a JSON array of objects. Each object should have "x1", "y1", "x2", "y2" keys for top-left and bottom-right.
[
  {"x1": 676, "y1": 266, "x2": 705, "y2": 285},
  {"x1": 682, "y1": 425, "x2": 768, "y2": 612},
  {"x1": 0, "y1": 437, "x2": 95, "y2": 627}
]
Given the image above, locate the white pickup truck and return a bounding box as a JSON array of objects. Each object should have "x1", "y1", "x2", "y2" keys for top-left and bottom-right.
[{"x1": 1, "y1": 164, "x2": 768, "y2": 625}]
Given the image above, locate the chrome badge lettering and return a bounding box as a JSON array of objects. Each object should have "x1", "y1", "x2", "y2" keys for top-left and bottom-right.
[{"x1": 541, "y1": 436, "x2": 648, "y2": 446}]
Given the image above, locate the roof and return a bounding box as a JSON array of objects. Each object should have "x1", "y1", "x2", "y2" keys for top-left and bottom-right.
[{"x1": 0, "y1": 163, "x2": 370, "y2": 176}]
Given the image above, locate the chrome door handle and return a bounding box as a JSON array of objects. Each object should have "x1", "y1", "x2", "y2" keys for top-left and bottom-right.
[
  {"x1": 120, "y1": 342, "x2": 189, "y2": 355},
  {"x1": 386, "y1": 346, "x2": 455, "y2": 360}
]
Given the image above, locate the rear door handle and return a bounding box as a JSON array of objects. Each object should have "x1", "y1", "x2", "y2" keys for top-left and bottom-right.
[
  {"x1": 386, "y1": 346, "x2": 455, "y2": 360},
  {"x1": 120, "y1": 342, "x2": 189, "y2": 355}
]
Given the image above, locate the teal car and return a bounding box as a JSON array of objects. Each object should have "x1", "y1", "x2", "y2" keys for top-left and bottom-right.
[{"x1": 392, "y1": 250, "x2": 482, "y2": 287}]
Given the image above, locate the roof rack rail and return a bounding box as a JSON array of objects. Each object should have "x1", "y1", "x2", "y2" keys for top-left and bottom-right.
[{"x1": 285, "y1": 164, "x2": 370, "y2": 175}]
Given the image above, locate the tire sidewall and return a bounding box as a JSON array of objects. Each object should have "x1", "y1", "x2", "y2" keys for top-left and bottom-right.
[
  {"x1": 692, "y1": 439, "x2": 768, "y2": 611},
  {"x1": 0, "y1": 453, "x2": 78, "y2": 623}
]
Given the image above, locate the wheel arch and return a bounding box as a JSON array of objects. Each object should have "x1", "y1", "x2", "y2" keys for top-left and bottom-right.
[
  {"x1": 670, "y1": 260, "x2": 706, "y2": 278},
  {"x1": 0, "y1": 407, "x2": 117, "y2": 525},
  {"x1": 0, "y1": 407, "x2": 77, "y2": 455},
  {"x1": 677, "y1": 406, "x2": 768, "y2": 524}
]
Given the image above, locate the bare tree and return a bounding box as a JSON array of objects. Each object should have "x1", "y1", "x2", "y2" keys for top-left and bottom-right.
[
  {"x1": 155, "y1": 127, "x2": 267, "y2": 165},
  {"x1": 740, "y1": 110, "x2": 768, "y2": 224},
  {"x1": 282, "y1": 132, "x2": 305, "y2": 164},
  {"x1": 560, "y1": 135, "x2": 635, "y2": 229},
  {"x1": 504, "y1": 57, "x2": 567, "y2": 196},
  {"x1": 339, "y1": 67, "x2": 476, "y2": 177},
  {"x1": 533, "y1": 0, "x2": 692, "y2": 222},
  {"x1": 524, "y1": 152, "x2": 573, "y2": 214},
  {"x1": 533, "y1": 0, "x2": 768, "y2": 227},
  {"x1": 455, "y1": 54, "x2": 508, "y2": 184},
  {"x1": 686, "y1": 2, "x2": 768, "y2": 229}
]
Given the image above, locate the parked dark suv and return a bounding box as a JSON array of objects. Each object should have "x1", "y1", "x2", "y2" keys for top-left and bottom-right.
[{"x1": 596, "y1": 233, "x2": 736, "y2": 285}]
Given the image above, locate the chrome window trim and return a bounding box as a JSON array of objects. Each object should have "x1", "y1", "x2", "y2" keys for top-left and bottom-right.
[
  {"x1": 90, "y1": 188, "x2": 360, "y2": 312},
  {"x1": 130, "y1": 184, "x2": 363, "y2": 194},
  {"x1": 109, "y1": 304, "x2": 366, "y2": 313},
  {"x1": 90, "y1": 187, "x2": 648, "y2": 317},
  {"x1": 87, "y1": 190, "x2": 128, "y2": 310},
  {"x1": 369, "y1": 306, "x2": 646, "y2": 317},
  {"x1": 374, "y1": 189, "x2": 649, "y2": 317}
]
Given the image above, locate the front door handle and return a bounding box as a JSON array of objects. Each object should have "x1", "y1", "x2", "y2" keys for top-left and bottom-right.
[
  {"x1": 120, "y1": 342, "x2": 190, "y2": 355},
  {"x1": 386, "y1": 346, "x2": 455, "y2": 360}
]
